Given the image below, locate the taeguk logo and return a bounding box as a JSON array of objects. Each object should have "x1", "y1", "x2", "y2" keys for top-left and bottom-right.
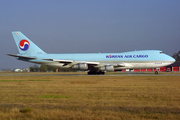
[{"x1": 19, "y1": 40, "x2": 30, "y2": 51}]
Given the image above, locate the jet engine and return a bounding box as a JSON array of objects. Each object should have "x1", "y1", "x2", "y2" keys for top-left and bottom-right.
[
  {"x1": 72, "y1": 63, "x2": 88, "y2": 70},
  {"x1": 99, "y1": 65, "x2": 114, "y2": 72}
]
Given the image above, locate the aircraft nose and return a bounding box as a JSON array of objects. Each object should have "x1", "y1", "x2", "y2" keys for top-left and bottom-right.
[{"x1": 169, "y1": 56, "x2": 175, "y2": 64}]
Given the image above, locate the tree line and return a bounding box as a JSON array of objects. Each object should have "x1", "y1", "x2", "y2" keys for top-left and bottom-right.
[
  {"x1": 29, "y1": 65, "x2": 78, "y2": 72},
  {"x1": 172, "y1": 51, "x2": 180, "y2": 61}
]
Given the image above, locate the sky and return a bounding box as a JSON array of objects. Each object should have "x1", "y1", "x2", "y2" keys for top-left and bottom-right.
[{"x1": 1, "y1": 0, "x2": 180, "y2": 69}]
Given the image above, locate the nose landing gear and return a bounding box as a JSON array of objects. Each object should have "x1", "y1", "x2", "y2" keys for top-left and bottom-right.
[{"x1": 155, "y1": 71, "x2": 158, "y2": 75}]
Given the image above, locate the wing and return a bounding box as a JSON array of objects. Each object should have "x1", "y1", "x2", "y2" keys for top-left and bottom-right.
[
  {"x1": 43, "y1": 59, "x2": 73, "y2": 63},
  {"x1": 43, "y1": 59, "x2": 100, "y2": 66},
  {"x1": 43, "y1": 59, "x2": 132, "y2": 68},
  {"x1": 113, "y1": 63, "x2": 133, "y2": 68}
]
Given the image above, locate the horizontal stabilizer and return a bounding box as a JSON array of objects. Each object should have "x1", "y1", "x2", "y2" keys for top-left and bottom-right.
[{"x1": 7, "y1": 54, "x2": 36, "y2": 59}]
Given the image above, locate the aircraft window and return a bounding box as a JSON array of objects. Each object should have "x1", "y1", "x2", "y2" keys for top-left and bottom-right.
[{"x1": 160, "y1": 52, "x2": 164, "y2": 54}]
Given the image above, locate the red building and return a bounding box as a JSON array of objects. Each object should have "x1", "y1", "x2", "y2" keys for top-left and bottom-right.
[{"x1": 166, "y1": 62, "x2": 180, "y2": 72}]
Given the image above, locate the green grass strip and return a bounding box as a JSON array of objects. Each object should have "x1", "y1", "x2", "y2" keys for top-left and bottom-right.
[{"x1": 27, "y1": 79, "x2": 51, "y2": 81}]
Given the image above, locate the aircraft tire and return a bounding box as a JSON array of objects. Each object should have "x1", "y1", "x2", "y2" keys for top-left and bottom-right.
[
  {"x1": 88, "y1": 72, "x2": 93, "y2": 75},
  {"x1": 88, "y1": 71, "x2": 96, "y2": 75},
  {"x1": 155, "y1": 71, "x2": 158, "y2": 75},
  {"x1": 97, "y1": 71, "x2": 105, "y2": 75}
]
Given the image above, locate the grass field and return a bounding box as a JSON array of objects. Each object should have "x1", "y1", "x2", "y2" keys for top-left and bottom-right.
[{"x1": 0, "y1": 72, "x2": 180, "y2": 120}]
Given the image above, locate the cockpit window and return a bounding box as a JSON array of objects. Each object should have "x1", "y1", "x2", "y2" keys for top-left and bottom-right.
[{"x1": 160, "y1": 52, "x2": 164, "y2": 54}]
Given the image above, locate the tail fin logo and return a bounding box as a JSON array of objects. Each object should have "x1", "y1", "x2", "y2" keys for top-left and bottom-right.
[{"x1": 19, "y1": 40, "x2": 30, "y2": 51}]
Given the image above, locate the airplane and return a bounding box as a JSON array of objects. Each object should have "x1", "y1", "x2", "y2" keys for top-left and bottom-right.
[{"x1": 7, "y1": 31, "x2": 175, "y2": 75}]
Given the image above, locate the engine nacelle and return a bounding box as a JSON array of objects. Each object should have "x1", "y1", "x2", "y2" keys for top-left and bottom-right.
[
  {"x1": 72, "y1": 63, "x2": 88, "y2": 70},
  {"x1": 99, "y1": 65, "x2": 114, "y2": 72}
]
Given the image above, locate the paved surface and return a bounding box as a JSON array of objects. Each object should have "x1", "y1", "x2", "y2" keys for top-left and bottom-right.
[{"x1": 0, "y1": 72, "x2": 180, "y2": 76}]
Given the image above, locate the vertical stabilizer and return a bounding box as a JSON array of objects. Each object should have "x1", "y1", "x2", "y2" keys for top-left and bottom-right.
[{"x1": 12, "y1": 31, "x2": 46, "y2": 55}]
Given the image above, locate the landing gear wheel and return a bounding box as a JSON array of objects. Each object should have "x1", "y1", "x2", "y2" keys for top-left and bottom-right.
[
  {"x1": 155, "y1": 71, "x2": 158, "y2": 75},
  {"x1": 88, "y1": 71, "x2": 94, "y2": 75}
]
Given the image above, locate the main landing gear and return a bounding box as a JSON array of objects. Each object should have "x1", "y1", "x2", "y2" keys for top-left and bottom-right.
[{"x1": 87, "y1": 66, "x2": 105, "y2": 75}]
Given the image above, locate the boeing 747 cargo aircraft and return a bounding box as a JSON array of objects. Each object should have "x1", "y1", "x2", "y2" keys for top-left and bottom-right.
[{"x1": 7, "y1": 31, "x2": 175, "y2": 75}]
